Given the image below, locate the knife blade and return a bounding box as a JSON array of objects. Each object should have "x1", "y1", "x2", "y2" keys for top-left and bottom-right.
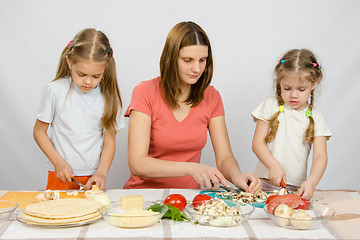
[
  {"x1": 71, "y1": 177, "x2": 88, "y2": 190},
  {"x1": 211, "y1": 181, "x2": 245, "y2": 193}
]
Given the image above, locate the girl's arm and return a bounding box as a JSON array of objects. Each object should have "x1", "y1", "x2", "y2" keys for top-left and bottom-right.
[
  {"x1": 297, "y1": 136, "x2": 328, "y2": 199},
  {"x1": 86, "y1": 130, "x2": 116, "y2": 190},
  {"x1": 209, "y1": 116, "x2": 261, "y2": 193},
  {"x1": 33, "y1": 119, "x2": 73, "y2": 182},
  {"x1": 252, "y1": 119, "x2": 285, "y2": 186},
  {"x1": 127, "y1": 110, "x2": 229, "y2": 189}
]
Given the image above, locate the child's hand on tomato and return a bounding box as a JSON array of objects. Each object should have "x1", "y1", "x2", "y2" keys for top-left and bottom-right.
[{"x1": 297, "y1": 179, "x2": 316, "y2": 199}]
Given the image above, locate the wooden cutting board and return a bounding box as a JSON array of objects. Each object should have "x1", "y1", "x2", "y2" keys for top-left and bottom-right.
[{"x1": 0, "y1": 191, "x2": 85, "y2": 209}]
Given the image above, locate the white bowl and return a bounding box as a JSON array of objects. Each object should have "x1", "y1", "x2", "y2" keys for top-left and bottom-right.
[
  {"x1": 264, "y1": 202, "x2": 335, "y2": 230},
  {"x1": 186, "y1": 199, "x2": 254, "y2": 227},
  {"x1": 0, "y1": 200, "x2": 18, "y2": 224},
  {"x1": 99, "y1": 201, "x2": 168, "y2": 228}
]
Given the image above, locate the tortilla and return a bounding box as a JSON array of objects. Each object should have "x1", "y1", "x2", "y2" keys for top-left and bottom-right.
[
  {"x1": 21, "y1": 211, "x2": 101, "y2": 225},
  {"x1": 23, "y1": 198, "x2": 102, "y2": 219}
]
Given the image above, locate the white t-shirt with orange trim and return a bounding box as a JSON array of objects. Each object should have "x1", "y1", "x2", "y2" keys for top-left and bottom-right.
[{"x1": 37, "y1": 77, "x2": 124, "y2": 176}]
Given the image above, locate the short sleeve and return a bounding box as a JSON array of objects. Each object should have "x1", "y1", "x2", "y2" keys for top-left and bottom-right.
[
  {"x1": 251, "y1": 97, "x2": 278, "y2": 123},
  {"x1": 313, "y1": 111, "x2": 332, "y2": 140},
  {"x1": 125, "y1": 81, "x2": 154, "y2": 118},
  {"x1": 36, "y1": 83, "x2": 57, "y2": 123},
  {"x1": 208, "y1": 86, "x2": 225, "y2": 118},
  {"x1": 116, "y1": 108, "x2": 126, "y2": 130}
]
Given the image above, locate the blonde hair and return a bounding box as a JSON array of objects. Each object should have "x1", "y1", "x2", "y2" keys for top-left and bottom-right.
[
  {"x1": 54, "y1": 28, "x2": 122, "y2": 134},
  {"x1": 266, "y1": 49, "x2": 323, "y2": 143},
  {"x1": 160, "y1": 21, "x2": 213, "y2": 109}
]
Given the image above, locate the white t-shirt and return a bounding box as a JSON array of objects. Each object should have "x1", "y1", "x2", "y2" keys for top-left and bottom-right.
[
  {"x1": 37, "y1": 77, "x2": 124, "y2": 176},
  {"x1": 251, "y1": 97, "x2": 332, "y2": 186}
]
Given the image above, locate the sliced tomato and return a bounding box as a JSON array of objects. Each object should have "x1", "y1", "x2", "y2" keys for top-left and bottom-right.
[
  {"x1": 294, "y1": 198, "x2": 311, "y2": 210},
  {"x1": 265, "y1": 195, "x2": 279, "y2": 205},
  {"x1": 267, "y1": 194, "x2": 301, "y2": 214},
  {"x1": 164, "y1": 194, "x2": 187, "y2": 211},
  {"x1": 192, "y1": 194, "x2": 213, "y2": 208}
]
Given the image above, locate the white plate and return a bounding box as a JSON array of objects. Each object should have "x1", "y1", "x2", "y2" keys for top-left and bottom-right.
[{"x1": 17, "y1": 210, "x2": 101, "y2": 228}]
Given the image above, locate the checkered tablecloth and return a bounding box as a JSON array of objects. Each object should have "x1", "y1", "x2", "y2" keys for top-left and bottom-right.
[{"x1": 0, "y1": 189, "x2": 359, "y2": 240}]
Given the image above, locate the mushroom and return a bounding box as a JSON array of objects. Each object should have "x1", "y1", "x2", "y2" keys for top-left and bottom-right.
[
  {"x1": 290, "y1": 209, "x2": 312, "y2": 229},
  {"x1": 278, "y1": 188, "x2": 288, "y2": 195},
  {"x1": 85, "y1": 185, "x2": 111, "y2": 206},
  {"x1": 274, "y1": 204, "x2": 294, "y2": 226},
  {"x1": 35, "y1": 190, "x2": 61, "y2": 202},
  {"x1": 84, "y1": 185, "x2": 103, "y2": 198}
]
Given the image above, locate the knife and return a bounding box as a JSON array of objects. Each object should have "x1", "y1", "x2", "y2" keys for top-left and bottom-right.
[
  {"x1": 71, "y1": 177, "x2": 88, "y2": 190},
  {"x1": 210, "y1": 181, "x2": 245, "y2": 192},
  {"x1": 280, "y1": 179, "x2": 289, "y2": 194}
]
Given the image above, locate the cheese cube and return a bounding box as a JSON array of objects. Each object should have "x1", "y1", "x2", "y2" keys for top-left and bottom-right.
[{"x1": 120, "y1": 195, "x2": 144, "y2": 210}]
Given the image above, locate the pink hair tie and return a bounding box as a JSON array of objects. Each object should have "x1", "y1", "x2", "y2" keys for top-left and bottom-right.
[
  {"x1": 67, "y1": 40, "x2": 73, "y2": 47},
  {"x1": 312, "y1": 62, "x2": 318, "y2": 68}
]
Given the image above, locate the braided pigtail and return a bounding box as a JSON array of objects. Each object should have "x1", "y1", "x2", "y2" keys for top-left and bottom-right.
[
  {"x1": 305, "y1": 90, "x2": 315, "y2": 142},
  {"x1": 265, "y1": 83, "x2": 284, "y2": 143}
]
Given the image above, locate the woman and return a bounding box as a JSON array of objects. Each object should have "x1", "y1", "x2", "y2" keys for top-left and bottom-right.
[{"x1": 124, "y1": 21, "x2": 261, "y2": 193}]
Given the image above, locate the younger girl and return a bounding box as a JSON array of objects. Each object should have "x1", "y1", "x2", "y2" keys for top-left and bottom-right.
[
  {"x1": 33, "y1": 28, "x2": 123, "y2": 190},
  {"x1": 252, "y1": 49, "x2": 331, "y2": 199}
]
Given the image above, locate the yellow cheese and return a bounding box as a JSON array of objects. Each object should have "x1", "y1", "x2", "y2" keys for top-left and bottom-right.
[{"x1": 120, "y1": 195, "x2": 144, "y2": 210}]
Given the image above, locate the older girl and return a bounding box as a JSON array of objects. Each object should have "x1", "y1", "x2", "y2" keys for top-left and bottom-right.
[{"x1": 33, "y1": 28, "x2": 123, "y2": 190}]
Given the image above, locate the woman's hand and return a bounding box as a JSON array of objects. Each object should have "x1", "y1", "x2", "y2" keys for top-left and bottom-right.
[
  {"x1": 188, "y1": 163, "x2": 230, "y2": 190},
  {"x1": 232, "y1": 173, "x2": 262, "y2": 194},
  {"x1": 54, "y1": 160, "x2": 73, "y2": 183}
]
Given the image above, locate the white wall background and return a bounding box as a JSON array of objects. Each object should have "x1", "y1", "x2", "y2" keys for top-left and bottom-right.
[{"x1": 1, "y1": 0, "x2": 359, "y2": 190}]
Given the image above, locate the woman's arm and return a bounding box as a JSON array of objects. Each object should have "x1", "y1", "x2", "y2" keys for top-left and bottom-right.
[
  {"x1": 297, "y1": 136, "x2": 328, "y2": 199},
  {"x1": 252, "y1": 119, "x2": 285, "y2": 186},
  {"x1": 127, "y1": 110, "x2": 229, "y2": 189},
  {"x1": 86, "y1": 130, "x2": 116, "y2": 190},
  {"x1": 33, "y1": 119, "x2": 73, "y2": 182},
  {"x1": 209, "y1": 116, "x2": 261, "y2": 193}
]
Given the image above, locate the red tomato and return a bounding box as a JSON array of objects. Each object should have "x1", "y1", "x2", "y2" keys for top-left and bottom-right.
[
  {"x1": 294, "y1": 198, "x2": 311, "y2": 210},
  {"x1": 267, "y1": 194, "x2": 301, "y2": 214},
  {"x1": 164, "y1": 194, "x2": 187, "y2": 211},
  {"x1": 265, "y1": 195, "x2": 279, "y2": 205},
  {"x1": 192, "y1": 194, "x2": 213, "y2": 208}
]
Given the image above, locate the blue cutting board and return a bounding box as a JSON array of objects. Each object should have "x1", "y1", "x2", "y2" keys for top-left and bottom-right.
[{"x1": 199, "y1": 190, "x2": 312, "y2": 209}]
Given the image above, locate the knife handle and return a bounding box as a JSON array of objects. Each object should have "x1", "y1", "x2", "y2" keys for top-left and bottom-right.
[{"x1": 280, "y1": 179, "x2": 287, "y2": 188}]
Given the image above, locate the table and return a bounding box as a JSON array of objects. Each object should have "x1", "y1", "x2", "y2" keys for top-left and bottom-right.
[{"x1": 0, "y1": 189, "x2": 359, "y2": 240}]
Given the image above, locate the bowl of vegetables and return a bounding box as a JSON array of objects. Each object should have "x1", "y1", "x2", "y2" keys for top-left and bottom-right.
[
  {"x1": 186, "y1": 196, "x2": 255, "y2": 227},
  {"x1": 264, "y1": 193, "x2": 335, "y2": 230},
  {"x1": 264, "y1": 202, "x2": 335, "y2": 230}
]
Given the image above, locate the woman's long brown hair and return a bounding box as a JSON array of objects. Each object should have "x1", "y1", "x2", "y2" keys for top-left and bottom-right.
[{"x1": 159, "y1": 21, "x2": 213, "y2": 109}]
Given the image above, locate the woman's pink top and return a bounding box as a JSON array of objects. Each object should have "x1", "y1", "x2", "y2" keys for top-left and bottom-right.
[{"x1": 124, "y1": 77, "x2": 224, "y2": 189}]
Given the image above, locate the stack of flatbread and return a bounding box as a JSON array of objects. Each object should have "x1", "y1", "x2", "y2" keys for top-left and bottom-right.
[{"x1": 21, "y1": 198, "x2": 102, "y2": 226}]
